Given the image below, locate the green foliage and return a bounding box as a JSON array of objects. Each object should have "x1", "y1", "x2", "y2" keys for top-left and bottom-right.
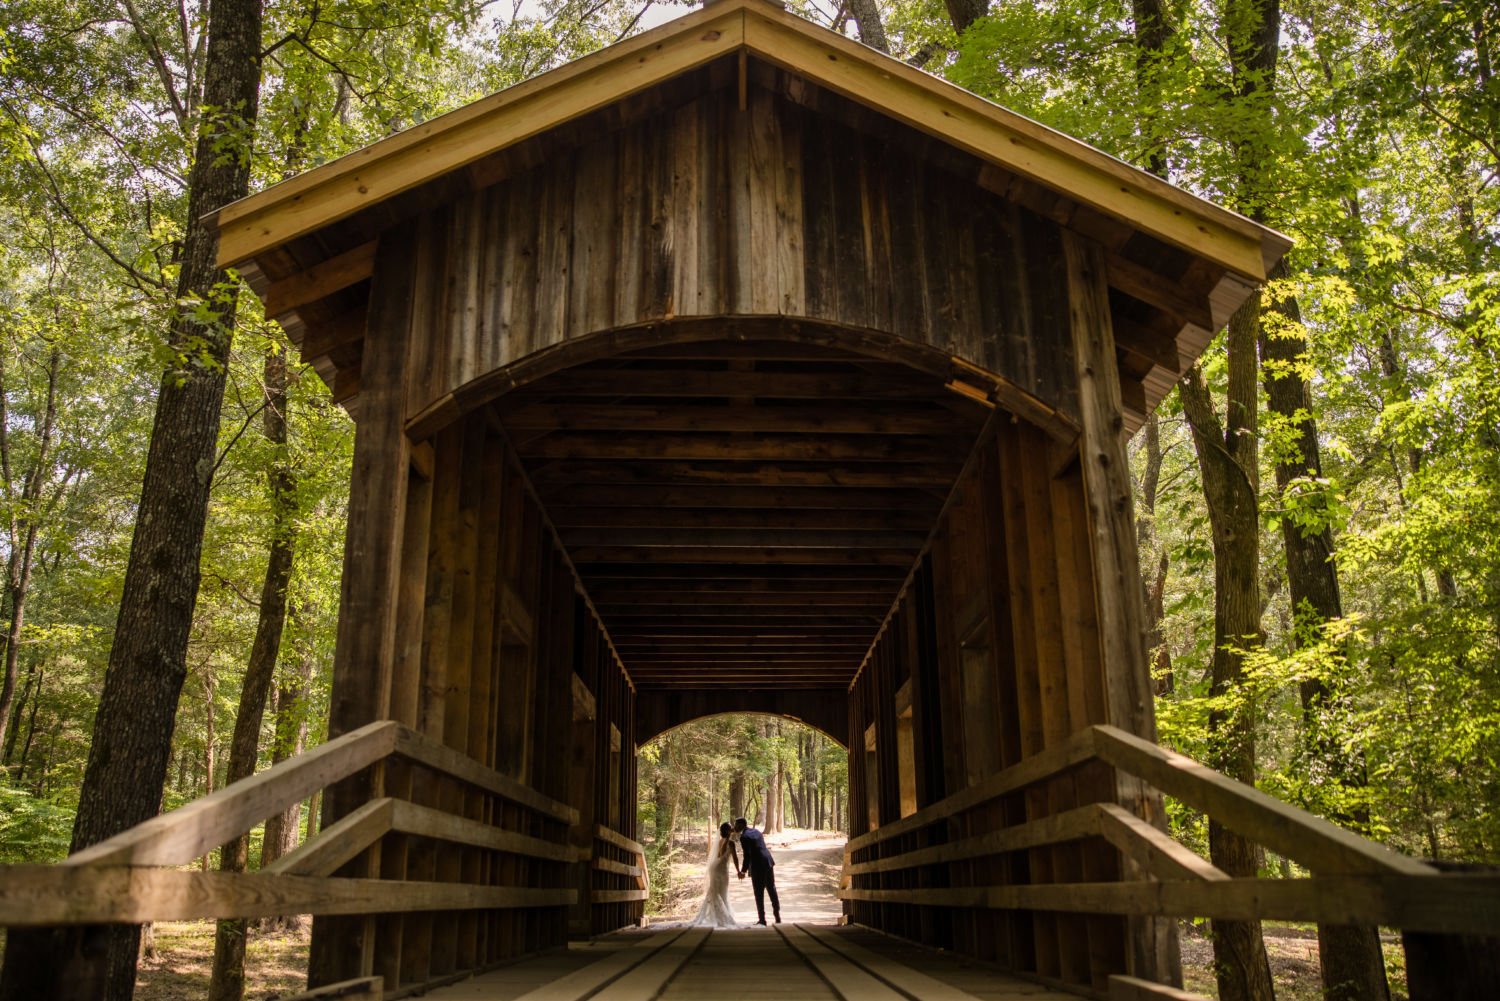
[{"x1": 0, "y1": 0, "x2": 1495, "y2": 886}]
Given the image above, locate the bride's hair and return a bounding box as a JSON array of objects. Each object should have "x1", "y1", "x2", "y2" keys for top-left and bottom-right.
[{"x1": 719, "y1": 822, "x2": 732, "y2": 838}]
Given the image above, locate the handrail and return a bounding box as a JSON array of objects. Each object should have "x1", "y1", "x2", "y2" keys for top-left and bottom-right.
[
  {"x1": 841, "y1": 875, "x2": 1500, "y2": 937},
  {"x1": 593, "y1": 824, "x2": 649, "y2": 903},
  {"x1": 1090, "y1": 725, "x2": 1433, "y2": 876},
  {"x1": 63, "y1": 721, "x2": 576, "y2": 871},
  {"x1": 594, "y1": 824, "x2": 644, "y2": 856},
  {"x1": 0, "y1": 719, "x2": 588, "y2": 929},
  {"x1": 0, "y1": 866, "x2": 575, "y2": 926},
  {"x1": 847, "y1": 724, "x2": 1433, "y2": 878},
  {"x1": 67, "y1": 721, "x2": 400, "y2": 868},
  {"x1": 845, "y1": 727, "x2": 1096, "y2": 854},
  {"x1": 838, "y1": 723, "x2": 1493, "y2": 940}
]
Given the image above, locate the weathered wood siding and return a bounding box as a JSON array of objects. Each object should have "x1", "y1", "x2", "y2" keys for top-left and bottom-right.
[
  {"x1": 845, "y1": 420, "x2": 1131, "y2": 991},
  {"x1": 403, "y1": 84, "x2": 1079, "y2": 423},
  {"x1": 311, "y1": 402, "x2": 640, "y2": 988}
]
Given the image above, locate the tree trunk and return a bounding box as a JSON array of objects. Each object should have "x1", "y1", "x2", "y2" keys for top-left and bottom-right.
[
  {"x1": 0, "y1": 348, "x2": 60, "y2": 754},
  {"x1": 260, "y1": 615, "x2": 312, "y2": 871},
  {"x1": 0, "y1": 0, "x2": 261, "y2": 991},
  {"x1": 1137, "y1": 413, "x2": 1174, "y2": 694},
  {"x1": 3, "y1": 658, "x2": 38, "y2": 766},
  {"x1": 846, "y1": 0, "x2": 889, "y2": 53},
  {"x1": 1261, "y1": 272, "x2": 1390, "y2": 1001},
  {"x1": 209, "y1": 345, "x2": 296, "y2": 1001},
  {"x1": 13, "y1": 665, "x2": 43, "y2": 781},
  {"x1": 1179, "y1": 307, "x2": 1276, "y2": 1001},
  {"x1": 942, "y1": 0, "x2": 989, "y2": 34},
  {"x1": 730, "y1": 774, "x2": 745, "y2": 819}
]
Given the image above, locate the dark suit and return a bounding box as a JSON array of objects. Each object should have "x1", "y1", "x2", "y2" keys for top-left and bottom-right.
[{"x1": 737, "y1": 827, "x2": 779, "y2": 923}]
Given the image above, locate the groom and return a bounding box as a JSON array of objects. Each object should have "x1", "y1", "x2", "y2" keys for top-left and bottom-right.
[{"x1": 733, "y1": 817, "x2": 780, "y2": 924}]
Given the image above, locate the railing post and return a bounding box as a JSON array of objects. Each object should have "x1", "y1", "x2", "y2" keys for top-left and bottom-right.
[{"x1": 1402, "y1": 862, "x2": 1500, "y2": 1001}]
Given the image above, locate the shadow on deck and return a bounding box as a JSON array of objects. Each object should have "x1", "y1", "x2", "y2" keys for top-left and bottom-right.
[{"x1": 402, "y1": 923, "x2": 1099, "y2": 1001}]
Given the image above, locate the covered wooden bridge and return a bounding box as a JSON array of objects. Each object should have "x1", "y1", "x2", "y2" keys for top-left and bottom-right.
[{"x1": 1, "y1": 1, "x2": 1495, "y2": 999}]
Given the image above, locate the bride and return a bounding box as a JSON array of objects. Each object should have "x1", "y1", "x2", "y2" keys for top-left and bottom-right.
[{"x1": 688, "y1": 822, "x2": 741, "y2": 927}]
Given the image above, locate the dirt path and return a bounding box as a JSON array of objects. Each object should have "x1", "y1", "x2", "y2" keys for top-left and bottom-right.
[{"x1": 656, "y1": 827, "x2": 845, "y2": 925}]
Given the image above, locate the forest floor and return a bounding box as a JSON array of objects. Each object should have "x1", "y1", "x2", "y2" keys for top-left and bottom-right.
[
  {"x1": 132, "y1": 921, "x2": 311, "y2": 1000},
  {"x1": 1178, "y1": 922, "x2": 1408, "y2": 1000}
]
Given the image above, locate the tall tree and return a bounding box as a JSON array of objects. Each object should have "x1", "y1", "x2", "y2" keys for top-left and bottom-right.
[
  {"x1": 1178, "y1": 318, "x2": 1275, "y2": 1001},
  {"x1": 0, "y1": 0, "x2": 263, "y2": 993},
  {"x1": 208, "y1": 341, "x2": 297, "y2": 1001}
]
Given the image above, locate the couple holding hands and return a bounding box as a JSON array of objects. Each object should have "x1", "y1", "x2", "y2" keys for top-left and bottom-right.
[{"x1": 689, "y1": 817, "x2": 780, "y2": 928}]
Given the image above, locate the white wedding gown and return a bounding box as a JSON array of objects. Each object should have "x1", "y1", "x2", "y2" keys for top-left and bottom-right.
[{"x1": 688, "y1": 834, "x2": 738, "y2": 927}]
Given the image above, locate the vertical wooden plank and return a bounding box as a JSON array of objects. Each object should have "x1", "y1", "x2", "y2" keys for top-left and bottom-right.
[
  {"x1": 1062, "y1": 228, "x2": 1178, "y2": 985},
  {"x1": 725, "y1": 92, "x2": 753, "y2": 316},
  {"x1": 772, "y1": 94, "x2": 805, "y2": 317},
  {"x1": 476, "y1": 184, "x2": 506, "y2": 378},
  {"x1": 918, "y1": 164, "x2": 956, "y2": 355},
  {"x1": 1000, "y1": 203, "x2": 1039, "y2": 397},
  {"x1": 1053, "y1": 457, "x2": 1131, "y2": 991},
  {"x1": 499, "y1": 172, "x2": 539, "y2": 368},
  {"x1": 308, "y1": 221, "x2": 418, "y2": 988},
  {"x1": 972, "y1": 202, "x2": 1008, "y2": 375},
  {"x1": 533, "y1": 152, "x2": 575, "y2": 352},
  {"x1": 457, "y1": 428, "x2": 504, "y2": 973},
  {"x1": 830, "y1": 120, "x2": 870, "y2": 330},
  {"x1": 746, "y1": 87, "x2": 780, "y2": 314},
  {"x1": 643, "y1": 121, "x2": 675, "y2": 320},
  {"x1": 696, "y1": 93, "x2": 728, "y2": 318},
  {"x1": 569, "y1": 134, "x2": 619, "y2": 338},
  {"x1": 397, "y1": 422, "x2": 464, "y2": 988},
  {"x1": 884, "y1": 149, "x2": 928, "y2": 345},
  {"x1": 1017, "y1": 426, "x2": 1091, "y2": 987},
  {"x1": 671, "y1": 101, "x2": 700, "y2": 316},
  {"x1": 799, "y1": 107, "x2": 838, "y2": 322},
  {"x1": 402, "y1": 215, "x2": 440, "y2": 419},
  {"x1": 1028, "y1": 211, "x2": 1079, "y2": 418},
  {"x1": 858, "y1": 134, "x2": 894, "y2": 335},
  {"x1": 444, "y1": 194, "x2": 482, "y2": 396},
  {"x1": 614, "y1": 124, "x2": 646, "y2": 328}
]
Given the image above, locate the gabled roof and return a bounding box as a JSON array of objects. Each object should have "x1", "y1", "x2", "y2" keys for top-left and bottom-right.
[{"x1": 212, "y1": 0, "x2": 1288, "y2": 280}]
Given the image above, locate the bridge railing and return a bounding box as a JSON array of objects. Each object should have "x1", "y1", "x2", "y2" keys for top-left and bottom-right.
[
  {"x1": 0, "y1": 719, "x2": 582, "y2": 928},
  {"x1": 592, "y1": 824, "x2": 650, "y2": 929},
  {"x1": 840, "y1": 724, "x2": 1499, "y2": 995}
]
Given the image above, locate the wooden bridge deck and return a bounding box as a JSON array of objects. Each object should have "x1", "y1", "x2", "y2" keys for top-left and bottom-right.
[{"x1": 422, "y1": 924, "x2": 1087, "y2": 1001}]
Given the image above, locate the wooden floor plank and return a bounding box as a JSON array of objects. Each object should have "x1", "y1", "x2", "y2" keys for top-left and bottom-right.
[
  {"x1": 776, "y1": 924, "x2": 908, "y2": 1001},
  {"x1": 660, "y1": 926, "x2": 836, "y2": 1001},
  {"x1": 829, "y1": 926, "x2": 1086, "y2": 1000},
  {"x1": 603, "y1": 926, "x2": 713, "y2": 1000},
  {"x1": 421, "y1": 933, "x2": 653, "y2": 1000},
  {"x1": 797, "y1": 923, "x2": 987, "y2": 1000},
  {"x1": 420, "y1": 923, "x2": 1092, "y2": 1001}
]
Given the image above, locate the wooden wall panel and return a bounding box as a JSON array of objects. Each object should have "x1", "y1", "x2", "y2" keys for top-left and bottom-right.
[{"x1": 403, "y1": 86, "x2": 1080, "y2": 427}]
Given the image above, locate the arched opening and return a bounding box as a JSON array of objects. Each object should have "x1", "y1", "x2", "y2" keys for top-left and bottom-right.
[{"x1": 636, "y1": 713, "x2": 848, "y2": 925}]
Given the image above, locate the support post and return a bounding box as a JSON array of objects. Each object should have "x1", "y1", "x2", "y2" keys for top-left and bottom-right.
[
  {"x1": 1062, "y1": 229, "x2": 1180, "y2": 986},
  {"x1": 308, "y1": 223, "x2": 418, "y2": 985}
]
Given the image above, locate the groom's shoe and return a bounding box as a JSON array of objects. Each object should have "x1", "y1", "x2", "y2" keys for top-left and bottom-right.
[
  {"x1": 774, "y1": 914, "x2": 782, "y2": 924},
  {"x1": 755, "y1": 919, "x2": 767, "y2": 925}
]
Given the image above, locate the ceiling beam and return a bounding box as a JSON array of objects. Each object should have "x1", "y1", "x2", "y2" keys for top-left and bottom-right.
[
  {"x1": 503, "y1": 403, "x2": 965, "y2": 436},
  {"x1": 528, "y1": 460, "x2": 960, "y2": 488},
  {"x1": 519, "y1": 433, "x2": 966, "y2": 463},
  {"x1": 568, "y1": 546, "x2": 917, "y2": 565},
  {"x1": 500, "y1": 368, "x2": 943, "y2": 400}
]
